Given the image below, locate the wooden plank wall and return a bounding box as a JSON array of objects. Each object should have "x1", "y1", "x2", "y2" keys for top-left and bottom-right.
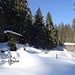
[{"x1": 64, "y1": 45, "x2": 75, "y2": 52}]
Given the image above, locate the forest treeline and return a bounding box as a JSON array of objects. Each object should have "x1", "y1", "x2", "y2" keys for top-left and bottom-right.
[{"x1": 0, "y1": 0, "x2": 75, "y2": 49}]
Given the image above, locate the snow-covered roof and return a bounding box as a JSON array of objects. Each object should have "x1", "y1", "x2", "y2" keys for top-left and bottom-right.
[
  {"x1": 4, "y1": 30, "x2": 22, "y2": 36},
  {"x1": 64, "y1": 42, "x2": 75, "y2": 45}
]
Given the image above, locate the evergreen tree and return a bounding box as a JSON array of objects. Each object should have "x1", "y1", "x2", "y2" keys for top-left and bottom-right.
[
  {"x1": 8, "y1": 34, "x2": 17, "y2": 51},
  {"x1": 64, "y1": 24, "x2": 73, "y2": 42},
  {"x1": 46, "y1": 12, "x2": 56, "y2": 48},
  {"x1": 22, "y1": 8, "x2": 32, "y2": 44},
  {"x1": 33, "y1": 7, "x2": 45, "y2": 48},
  {"x1": 0, "y1": 0, "x2": 15, "y2": 30},
  {"x1": 0, "y1": 0, "x2": 32, "y2": 44},
  {"x1": 57, "y1": 24, "x2": 62, "y2": 45},
  {"x1": 59, "y1": 23, "x2": 65, "y2": 45},
  {"x1": 14, "y1": 0, "x2": 32, "y2": 44},
  {"x1": 0, "y1": 0, "x2": 8, "y2": 42},
  {"x1": 54, "y1": 24, "x2": 59, "y2": 46},
  {"x1": 46, "y1": 12, "x2": 53, "y2": 31},
  {"x1": 57, "y1": 23, "x2": 73, "y2": 45},
  {"x1": 72, "y1": 19, "x2": 75, "y2": 42}
]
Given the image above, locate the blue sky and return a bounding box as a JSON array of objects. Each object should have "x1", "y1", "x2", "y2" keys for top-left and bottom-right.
[{"x1": 28, "y1": 0, "x2": 75, "y2": 25}]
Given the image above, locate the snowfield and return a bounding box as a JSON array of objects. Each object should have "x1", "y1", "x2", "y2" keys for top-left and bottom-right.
[{"x1": 0, "y1": 43, "x2": 75, "y2": 75}]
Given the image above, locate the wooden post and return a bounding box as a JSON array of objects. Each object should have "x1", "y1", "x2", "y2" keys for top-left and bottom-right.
[
  {"x1": 56, "y1": 54, "x2": 58, "y2": 59},
  {"x1": 23, "y1": 44, "x2": 26, "y2": 50},
  {"x1": 8, "y1": 51, "x2": 11, "y2": 65}
]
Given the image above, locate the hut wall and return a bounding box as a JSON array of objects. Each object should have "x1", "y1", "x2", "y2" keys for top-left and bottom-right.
[{"x1": 65, "y1": 45, "x2": 75, "y2": 52}]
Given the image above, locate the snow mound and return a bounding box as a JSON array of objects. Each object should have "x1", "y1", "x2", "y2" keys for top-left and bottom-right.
[
  {"x1": 26, "y1": 46, "x2": 42, "y2": 53},
  {"x1": 2, "y1": 48, "x2": 41, "y2": 68},
  {"x1": 0, "y1": 42, "x2": 9, "y2": 51},
  {"x1": 17, "y1": 49, "x2": 41, "y2": 66}
]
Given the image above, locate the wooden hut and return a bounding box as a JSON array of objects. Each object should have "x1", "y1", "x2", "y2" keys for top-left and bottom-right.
[
  {"x1": 4, "y1": 30, "x2": 22, "y2": 43},
  {"x1": 64, "y1": 43, "x2": 75, "y2": 52},
  {"x1": 4, "y1": 30, "x2": 22, "y2": 65}
]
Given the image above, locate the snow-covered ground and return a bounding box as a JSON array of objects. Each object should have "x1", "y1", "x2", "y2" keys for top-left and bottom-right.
[{"x1": 0, "y1": 43, "x2": 75, "y2": 75}]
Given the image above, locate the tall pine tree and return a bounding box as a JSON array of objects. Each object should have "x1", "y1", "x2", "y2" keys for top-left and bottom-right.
[
  {"x1": 33, "y1": 7, "x2": 45, "y2": 48},
  {"x1": 46, "y1": 12, "x2": 57, "y2": 48}
]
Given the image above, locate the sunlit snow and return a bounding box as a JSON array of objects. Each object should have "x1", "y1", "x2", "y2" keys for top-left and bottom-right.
[{"x1": 0, "y1": 43, "x2": 75, "y2": 75}]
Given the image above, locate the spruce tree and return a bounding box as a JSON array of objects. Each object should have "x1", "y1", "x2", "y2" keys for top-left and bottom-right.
[
  {"x1": 59, "y1": 23, "x2": 65, "y2": 45},
  {"x1": 33, "y1": 7, "x2": 45, "y2": 48},
  {"x1": 8, "y1": 34, "x2": 17, "y2": 51},
  {"x1": 57, "y1": 24, "x2": 62, "y2": 45},
  {"x1": 22, "y1": 8, "x2": 32, "y2": 44},
  {"x1": 0, "y1": 0, "x2": 8, "y2": 42},
  {"x1": 0, "y1": 0, "x2": 15, "y2": 30},
  {"x1": 54, "y1": 24, "x2": 59, "y2": 46},
  {"x1": 46, "y1": 12, "x2": 56, "y2": 48},
  {"x1": 64, "y1": 24, "x2": 72, "y2": 42},
  {"x1": 14, "y1": 0, "x2": 32, "y2": 44},
  {"x1": 57, "y1": 23, "x2": 73, "y2": 45},
  {"x1": 72, "y1": 19, "x2": 75, "y2": 42}
]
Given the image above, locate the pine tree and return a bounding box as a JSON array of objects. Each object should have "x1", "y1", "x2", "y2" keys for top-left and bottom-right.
[
  {"x1": 14, "y1": 0, "x2": 32, "y2": 44},
  {"x1": 59, "y1": 23, "x2": 65, "y2": 45},
  {"x1": 0, "y1": 0, "x2": 8, "y2": 42},
  {"x1": 46, "y1": 12, "x2": 56, "y2": 48},
  {"x1": 46, "y1": 12, "x2": 53, "y2": 31},
  {"x1": 72, "y1": 19, "x2": 75, "y2": 42},
  {"x1": 54, "y1": 24, "x2": 59, "y2": 46},
  {"x1": 33, "y1": 7, "x2": 45, "y2": 48},
  {"x1": 12, "y1": 0, "x2": 29, "y2": 33},
  {"x1": 22, "y1": 8, "x2": 32, "y2": 44},
  {"x1": 64, "y1": 24, "x2": 72, "y2": 42},
  {"x1": 57, "y1": 23, "x2": 74, "y2": 45},
  {"x1": 57, "y1": 24, "x2": 61, "y2": 45},
  {"x1": 8, "y1": 34, "x2": 17, "y2": 51},
  {"x1": 0, "y1": 0, "x2": 15, "y2": 30}
]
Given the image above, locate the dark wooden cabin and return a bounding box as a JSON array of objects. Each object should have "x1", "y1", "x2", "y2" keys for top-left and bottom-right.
[{"x1": 4, "y1": 30, "x2": 22, "y2": 43}]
